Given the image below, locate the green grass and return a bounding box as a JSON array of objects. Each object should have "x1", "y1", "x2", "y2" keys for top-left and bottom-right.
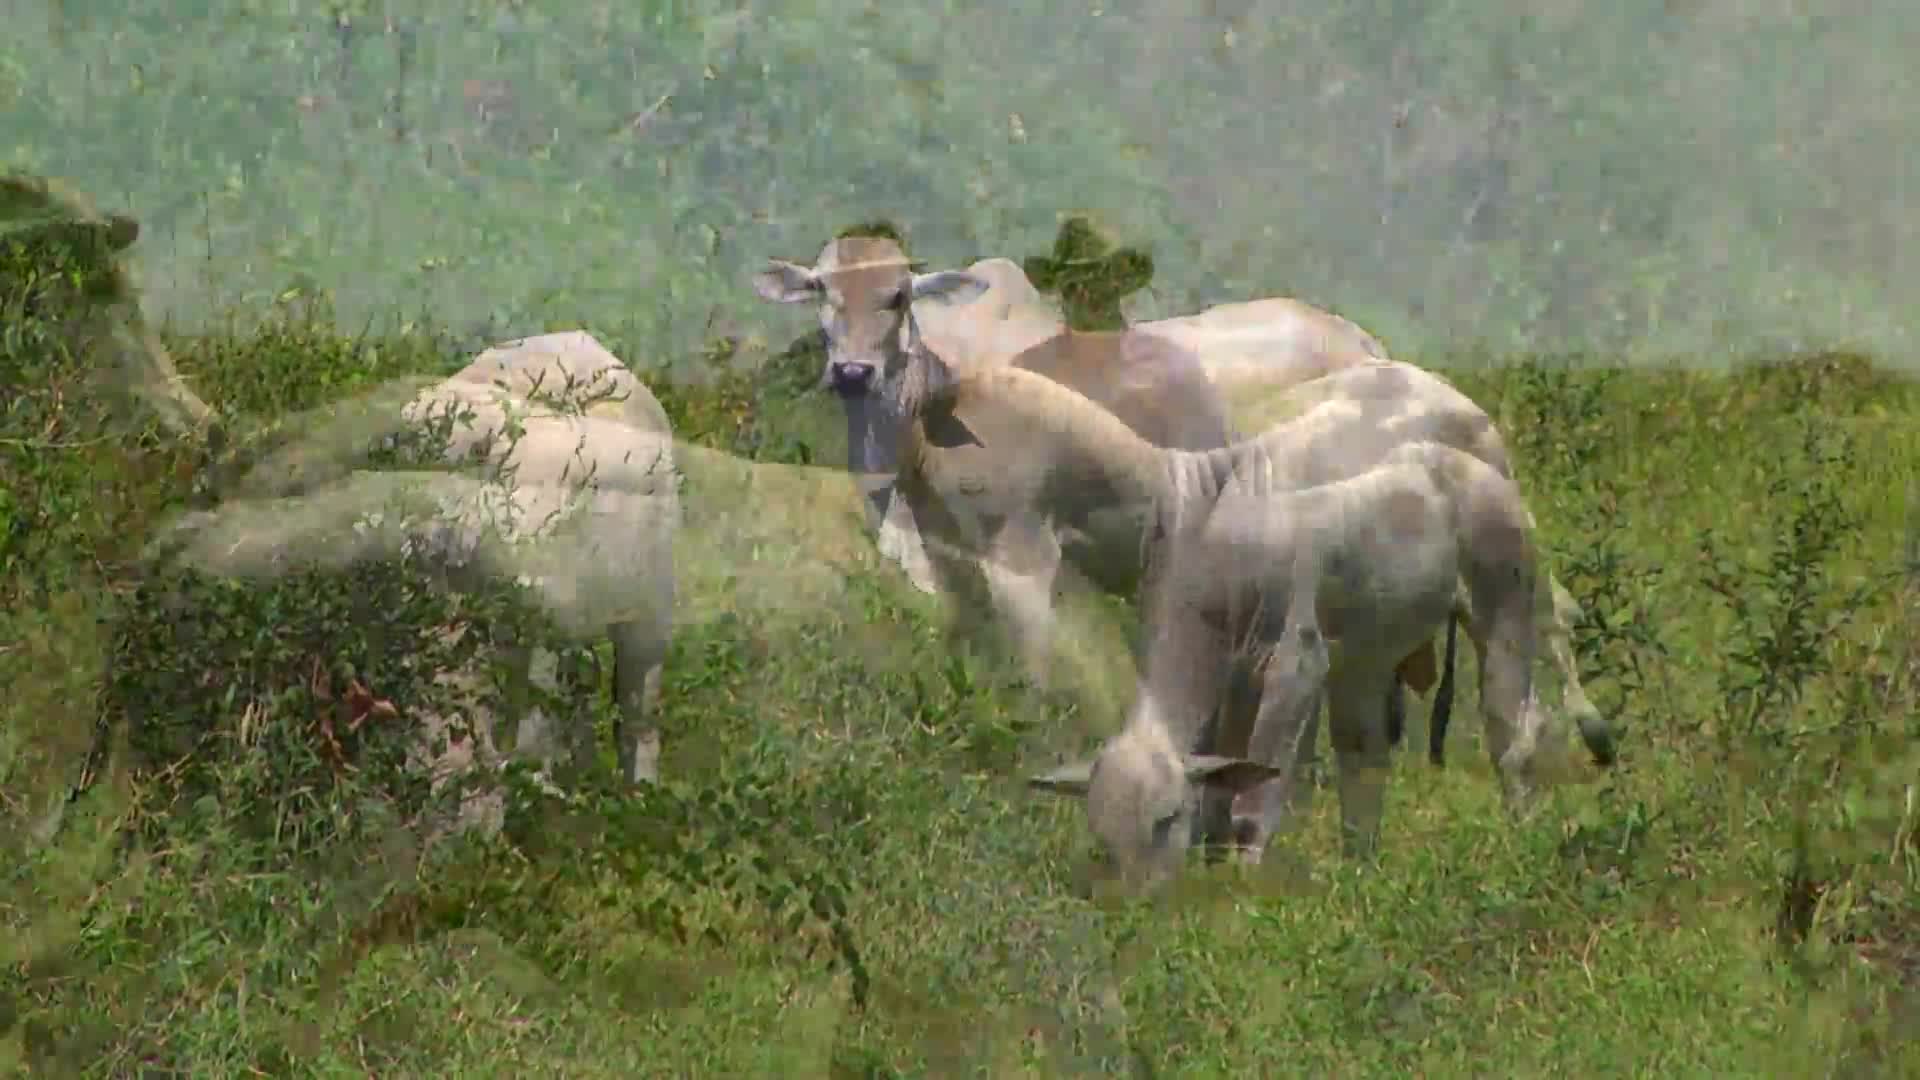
[{"x1": 3, "y1": 290, "x2": 1916, "y2": 1076}]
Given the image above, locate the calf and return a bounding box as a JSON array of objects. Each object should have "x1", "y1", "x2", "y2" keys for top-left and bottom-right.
[{"x1": 1032, "y1": 441, "x2": 1558, "y2": 894}]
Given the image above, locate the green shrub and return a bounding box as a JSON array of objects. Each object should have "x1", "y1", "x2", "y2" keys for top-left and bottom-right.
[
  {"x1": 0, "y1": 178, "x2": 209, "y2": 606},
  {"x1": 1023, "y1": 214, "x2": 1155, "y2": 331}
]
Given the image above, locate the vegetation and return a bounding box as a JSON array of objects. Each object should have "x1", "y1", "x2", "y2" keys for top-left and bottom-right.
[
  {"x1": 5, "y1": 174, "x2": 1919, "y2": 1075},
  {"x1": 1021, "y1": 215, "x2": 1154, "y2": 332},
  {"x1": 8, "y1": 3, "x2": 1917, "y2": 364}
]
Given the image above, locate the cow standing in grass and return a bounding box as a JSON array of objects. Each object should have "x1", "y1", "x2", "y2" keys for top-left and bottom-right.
[
  {"x1": 155, "y1": 333, "x2": 679, "y2": 827},
  {"x1": 752, "y1": 236, "x2": 1234, "y2": 685},
  {"x1": 750, "y1": 235, "x2": 1397, "y2": 595},
  {"x1": 1036, "y1": 439, "x2": 1565, "y2": 894},
  {"x1": 890, "y1": 355, "x2": 1620, "y2": 886},
  {"x1": 756, "y1": 239, "x2": 1514, "y2": 747}
]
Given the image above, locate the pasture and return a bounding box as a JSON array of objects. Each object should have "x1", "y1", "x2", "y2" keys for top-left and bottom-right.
[
  {"x1": 5, "y1": 3, "x2": 1918, "y2": 1071},
  {"x1": 4, "y1": 286, "x2": 1916, "y2": 1073}
]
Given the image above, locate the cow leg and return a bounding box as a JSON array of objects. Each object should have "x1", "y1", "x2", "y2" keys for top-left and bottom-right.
[
  {"x1": 1384, "y1": 679, "x2": 1408, "y2": 747},
  {"x1": 1194, "y1": 653, "x2": 1269, "y2": 860},
  {"x1": 1227, "y1": 624, "x2": 1330, "y2": 864},
  {"x1": 1396, "y1": 637, "x2": 1439, "y2": 695},
  {"x1": 1388, "y1": 635, "x2": 1437, "y2": 749},
  {"x1": 530, "y1": 643, "x2": 585, "y2": 778},
  {"x1": 918, "y1": 525, "x2": 1009, "y2": 668},
  {"x1": 414, "y1": 660, "x2": 508, "y2": 843},
  {"x1": 1541, "y1": 577, "x2": 1617, "y2": 767},
  {"x1": 498, "y1": 640, "x2": 557, "y2": 772},
  {"x1": 493, "y1": 631, "x2": 594, "y2": 787},
  {"x1": 876, "y1": 484, "x2": 942, "y2": 595},
  {"x1": 980, "y1": 512, "x2": 1064, "y2": 690},
  {"x1": 846, "y1": 390, "x2": 937, "y2": 592},
  {"x1": 1296, "y1": 687, "x2": 1325, "y2": 811},
  {"x1": 611, "y1": 615, "x2": 670, "y2": 785},
  {"x1": 1468, "y1": 585, "x2": 1550, "y2": 817},
  {"x1": 1325, "y1": 668, "x2": 1396, "y2": 860}
]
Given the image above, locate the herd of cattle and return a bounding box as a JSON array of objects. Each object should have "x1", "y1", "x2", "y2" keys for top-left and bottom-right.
[
  {"x1": 750, "y1": 237, "x2": 1616, "y2": 892},
  {"x1": 16, "y1": 180, "x2": 1620, "y2": 895}
]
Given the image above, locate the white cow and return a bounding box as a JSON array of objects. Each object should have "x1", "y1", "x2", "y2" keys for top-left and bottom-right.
[
  {"x1": 1033, "y1": 439, "x2": 1558, "y2": 894},
  {"x1": 892, "y1": 360, "x2": 1619, "y2": 889},
  {"x1": 748, "y1": 239, "x2": 1423, "y2": 699},
  {"x1": 752, "y1": 236, "x2": 1065, "y2": 589},
  {"x1": 893, "y1": 349, "x2": 1611, "y2": 718},
  {"x1": 1138, "y1": 296, "x2": 1391, "y2": 397},
  {"x1": 158, "y1": 333, "x2": 678, "y2": 799},
  {"x1": 751, "y1": 236, "x2": 1234, "y2": 643},
  {"x1": 749, "y1": 238, "x2": 1390, "y2": 541}
]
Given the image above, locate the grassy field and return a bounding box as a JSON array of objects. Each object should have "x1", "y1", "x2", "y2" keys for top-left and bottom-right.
[
  {"x1": 8, "y1": 6, "x2": 1919, "y2": 1071},
  {"x1": 3, "y1": 270, "x2": 1917, "y2": 1075}
]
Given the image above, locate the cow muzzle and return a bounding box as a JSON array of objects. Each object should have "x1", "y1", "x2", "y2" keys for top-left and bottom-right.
[{"x1": 828, "y1": 361, "x2": 876, "y2": 396}]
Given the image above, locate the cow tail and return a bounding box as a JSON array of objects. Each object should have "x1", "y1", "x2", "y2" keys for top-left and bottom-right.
[{"x1": 1428, "y1": 607, "x2": 1459, "y2": 767}]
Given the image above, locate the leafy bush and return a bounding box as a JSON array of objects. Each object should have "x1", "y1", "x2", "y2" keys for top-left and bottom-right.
[
  {"x1": 107, "y1": 548, "x2": 559, "y2": 851},
  {"x1": 1022, "y1": 214, "x2": 1155, "y2": 331},
  {"x1": 1, "y1": 180, "x2": 204, "y2": 606}
]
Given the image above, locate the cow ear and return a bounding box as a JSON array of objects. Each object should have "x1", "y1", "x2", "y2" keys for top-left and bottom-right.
[
  {"x1": 919, "y1": 345, "x2": 959, "y2": 402},
  {"x1": 907, "y1": 270, "x2": 989, "y2": 307},
  {"x1": 920, "y1": 396, "x2": 982, "y2": 450},
  {"x1": 751, "y1": 260, "x2": 821, "y2": 304},
  {"x1": 1028, "y1": 760, "x2": 1096, "y2": 797},
  {"x1": 1183, "y1": 754, "x2": 1281, "y2": 794}
]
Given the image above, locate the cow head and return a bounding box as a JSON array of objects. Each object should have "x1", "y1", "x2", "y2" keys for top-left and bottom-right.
[
  {"x1": 752, "y1": 236, "x2": 988, "y2": 477},
  {"x1": 1030, "y1": 716, "x2": 1280, "y2": 897}
]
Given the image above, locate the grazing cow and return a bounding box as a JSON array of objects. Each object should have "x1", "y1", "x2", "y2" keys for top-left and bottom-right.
[
  {"x1": 894, "y1": 358, "x2": 1618, "y2": 882},
  {"x1": 893, "y1": 342, "x2": 1611, "y2": 758},
  {"x1": 1030, "y1": 440, "x2": 1562, "y2": 894},
  {"x1": 1020, "y1": 220, "x2": 1452, "y2": 749},
  {"x1": 750, "y1": 239, "x2": 1450, "y2": 742},
  {"x1": 159, "y1": 333, "x2": 678, "y2": 793},
  {"x1": 895, "y1": 352, "x2": 1522, "y2": 661},
  {"x1": 1, "y1": 173, "x2": 222, "y2": 440}
]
